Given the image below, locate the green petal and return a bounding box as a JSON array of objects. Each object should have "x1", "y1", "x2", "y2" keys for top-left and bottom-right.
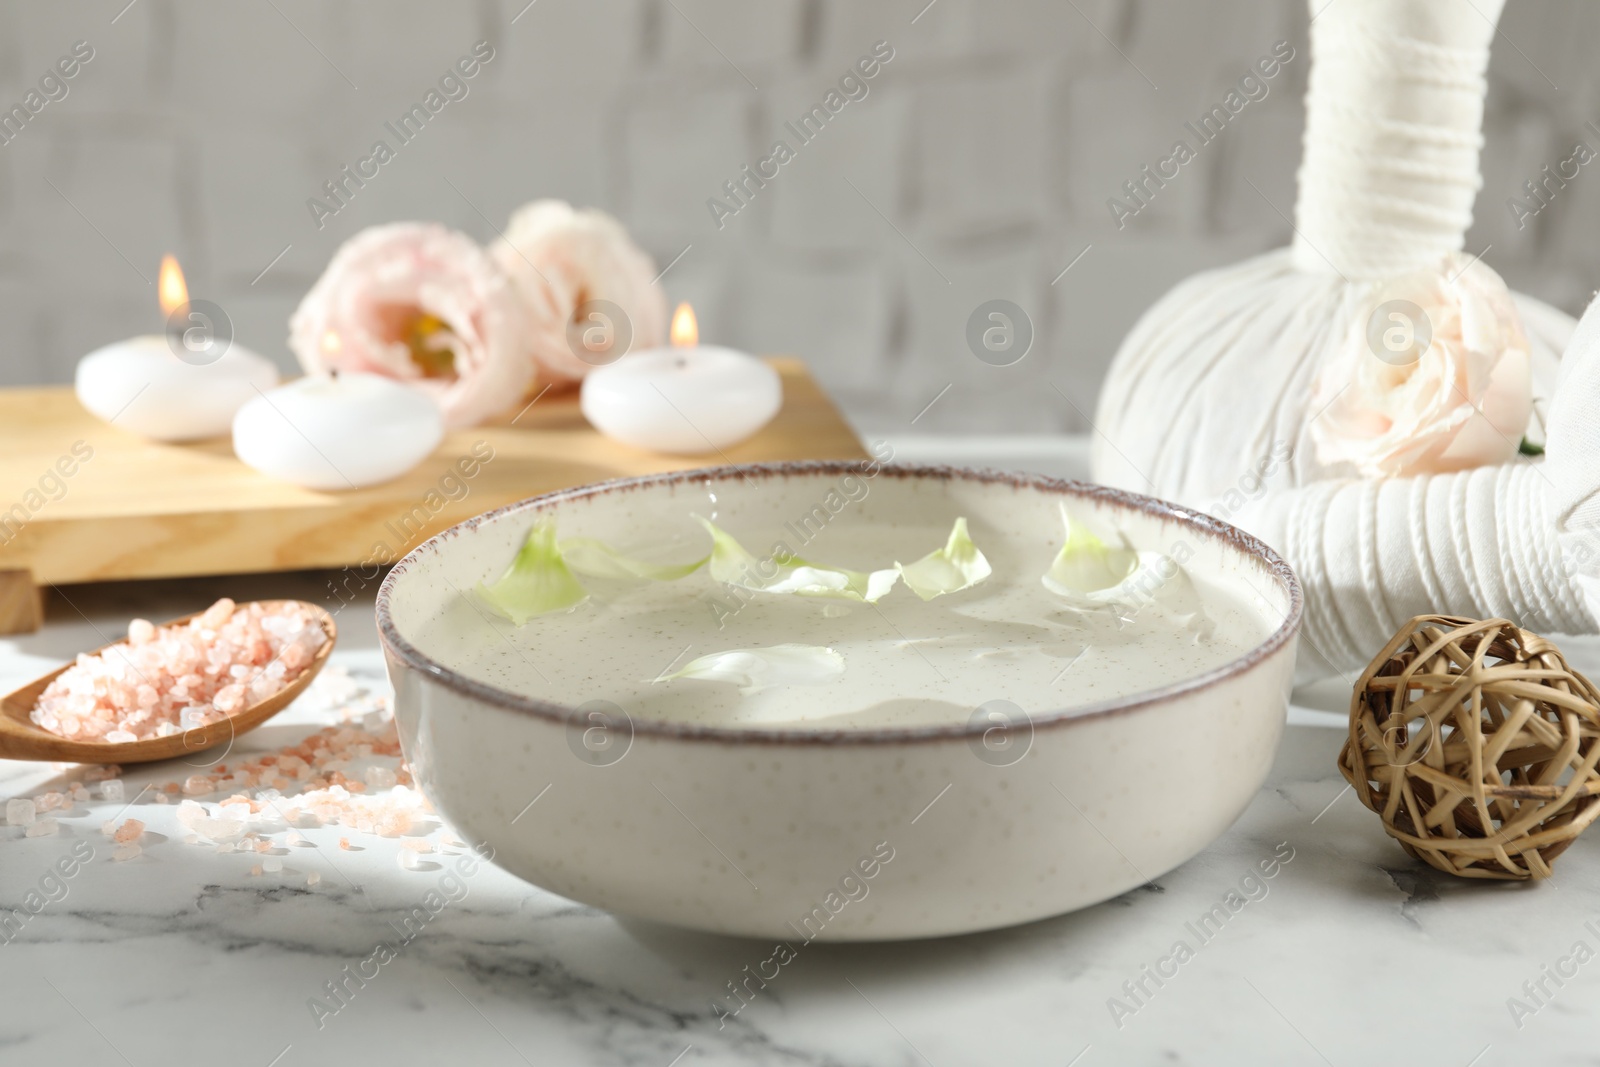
[
  {"x1": 1041, "y1": 504, "x2": 1215, "y2": 642},
  {"x1": 559, "y1": 537, "x2": 708, "y2": 582},
  {"x1": 1041, "y1": 502, "x2": 1139, "y2": 597},
  {"x1": 475, "y1": 518, "x2": 589, "y2": 624},
  {"x1": 696, "y1": 516, "x2": 899, "y2": 603},
  {"x1": 896, "y1": 517, "x2": 993, "y2": 601}
]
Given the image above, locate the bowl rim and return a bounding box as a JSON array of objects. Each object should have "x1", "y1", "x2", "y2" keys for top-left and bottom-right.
[{"x1": 374, "y1": 461, "x2": 1302, "y2": 746}]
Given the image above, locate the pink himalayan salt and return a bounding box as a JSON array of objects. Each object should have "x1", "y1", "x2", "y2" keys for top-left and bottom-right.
[
  {"x1": 112, "y1": 819, "x2": 144, "y2": 844},
  {"x1": 30, "y1": 598, "x2": 327, "y2": 743}
]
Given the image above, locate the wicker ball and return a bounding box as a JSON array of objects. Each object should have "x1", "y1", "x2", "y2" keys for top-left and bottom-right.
[{"x1": 1338, "y1": 615, "x2": 1600, "y2": 880}]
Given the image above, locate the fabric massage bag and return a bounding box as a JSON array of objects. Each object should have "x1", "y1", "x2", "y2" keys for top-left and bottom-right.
[{"x1": 1092, "y1": 0, "x2": 1600, "y2": 681}]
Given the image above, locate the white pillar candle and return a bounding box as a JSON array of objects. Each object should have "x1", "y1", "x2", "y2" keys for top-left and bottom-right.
[
  {"x1": 74, "y1": 255, "x2": 280, "y2": 442},
  {"x1": 580, "y1": 303, "x2": 781, "y2": 454},
  {"x1": 76, "y1": 336, "x2": 279, "y2": 442},
  {"x1": 232, "y1": 372, "x2": 444, "y2": 490}
]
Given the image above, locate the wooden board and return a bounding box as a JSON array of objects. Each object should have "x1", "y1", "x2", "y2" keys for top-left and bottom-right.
[{"x1": 0, "y1": 359, "x2": 865, "y2": 623}]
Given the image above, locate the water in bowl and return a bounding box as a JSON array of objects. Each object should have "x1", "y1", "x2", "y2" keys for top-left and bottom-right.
[{"x1": 414, "y1": 516, "x2": 1278, "y2": 731}]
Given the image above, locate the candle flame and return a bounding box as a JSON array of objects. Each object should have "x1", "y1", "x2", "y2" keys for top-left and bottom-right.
[
  {"x1": 322, "y1": 330, "x2": 342, "y2": 354},
  {"x1": 158, "y1": 255, "x2": 188, "y2": 317},
  {"x1": 670, "y1": 302, "x2": 698, "y2": 348}
]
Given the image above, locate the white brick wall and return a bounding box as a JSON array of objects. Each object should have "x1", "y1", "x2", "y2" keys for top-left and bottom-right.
[{"x1": 0, "y1": 0, "x2": 1592, "y2": 439}]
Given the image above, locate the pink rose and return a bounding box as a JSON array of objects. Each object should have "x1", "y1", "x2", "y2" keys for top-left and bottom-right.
[
  {"x1": 290, "y1": 222, "x2": 536, "y2": 428},
  {"x1": 492, "y1": 200, "x2": 669, "y2": 383},
  {"x1": 1309, "y1": 255, "x2": 1533, "y2": 477}
]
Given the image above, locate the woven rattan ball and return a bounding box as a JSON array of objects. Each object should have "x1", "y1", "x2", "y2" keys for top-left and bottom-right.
[{"x1": 1337, "y1": 615, "x2": 1600, "y2": 880}]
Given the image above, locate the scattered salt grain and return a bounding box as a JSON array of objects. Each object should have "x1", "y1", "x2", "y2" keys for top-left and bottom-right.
[
  {"x1": 34, "y1": 791, "x2": 65, "y2": 813},
  {"x1": 250, "y1": 864, "x2": 263, "y2": 876},
  {"x1": 262, "y1": 856, "x2": 282, "y2": 873},
  {"x1": 398, "y1": 850, "x2": 427, "y2": 871},
  {"x1": 364, "y1": 766, "x2": 397, "y2": 790},
  {"x1": 112, "y1": 819, "x2": 144, "y2": 844},
  {"x1": 99, "y1": 779, "x2": 125, "y2": 802},
  {"x1": 113, "y1": 844, "x2": 141, "y2": 862},
  {"x1": 306, "y1": 871, "x2": 321, "y2": 887},
  {"x1": 7, "y1": 798, "x2": 36, "y2": 826},
  {"x1": 182, "y1": 775, "x2": 215, "y2": 796},
  {"x1": 25, "y1": 817, "x2": 58, "y2": 838}
]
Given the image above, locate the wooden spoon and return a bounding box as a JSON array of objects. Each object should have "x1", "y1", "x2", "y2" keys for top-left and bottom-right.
[{"x1": 0, "y1": 600, "x2": 336, "y2": 764}]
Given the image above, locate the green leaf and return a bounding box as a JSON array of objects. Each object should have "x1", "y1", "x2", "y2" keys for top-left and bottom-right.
[
  {"x1": 659, "y1": 644, "x2": 845, "y2": 694},
  {"x1": 896, "y1": 517, "x2": 993, "y2": 600},
  {"x1": 1519, "y1": 436, "x2": 1545, "y2": 457},
  {"x1": 475, "y1": 518, "x2": 589, "y2": 624},
  {"x1": 696, "y1": 516, "x2": 900, "y2": 603},
  {"x1": 1041, "y1": 503, "x2": 1139, "y2": 597},
  {"x1": 559, "y1": 537, "x2": 708, "y2": 582}
]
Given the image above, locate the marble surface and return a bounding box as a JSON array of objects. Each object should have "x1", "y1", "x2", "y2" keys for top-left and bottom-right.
[{"x1": 5, "y1": 569, "x2": 1600, "y2": 1067}]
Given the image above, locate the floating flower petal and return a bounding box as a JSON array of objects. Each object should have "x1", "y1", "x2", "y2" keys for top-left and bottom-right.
[{"x1": 896, "y1": 517, "x2": 992, "y2": 601}]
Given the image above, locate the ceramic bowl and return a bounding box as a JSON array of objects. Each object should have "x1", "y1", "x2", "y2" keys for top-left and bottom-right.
[{"x1": 376, "y1": 462, "x2": 1301, "y2": 940}]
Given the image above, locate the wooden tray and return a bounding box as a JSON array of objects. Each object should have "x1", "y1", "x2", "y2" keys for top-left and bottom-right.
[{"x1": 0, "y1": 358, "x2": 866, "y2": 632}]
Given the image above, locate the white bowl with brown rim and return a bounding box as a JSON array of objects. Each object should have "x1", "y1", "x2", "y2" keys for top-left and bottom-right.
[{"x1": 376, "y1": 462, "x2": 1301, "y2": 940}]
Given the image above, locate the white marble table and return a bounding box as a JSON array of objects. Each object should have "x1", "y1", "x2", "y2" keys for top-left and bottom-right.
[{"x1": 6, "y1": 572, "x2": 1600, "y2": 1067}]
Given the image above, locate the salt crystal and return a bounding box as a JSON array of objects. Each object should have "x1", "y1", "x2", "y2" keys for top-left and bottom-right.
[
  {"x1": 113, "y1": 844, "x2": 141, "y2": 862},
  {"x1": 192, "y1": 817, "x2": 245, "y2": 842},
  {"x1": 99, "y1": 779, "x2": 125, "y2": 802},
  {"x1": 364, "y1": 766, "x2": 398, "y2": 790},
  {"x1": 112, "y1": 819, "x2": 144, "y2": 844},
  {"x1": 398, "y1": 850, "x2": 426, "y2": 870},
  {"x1": 34, "y1": 791, "x2": 65, "y2": 813},
  {"x1": 175, "y1": 800, "x2": 206, "y2": 830},
  {"x1": 25, "y1": 818, "x2": 58, "y2": 837},
  {"x1": 262, "y1": 856, "x2": 282, "y2": 873},
  {"x1": 306, "y1": 871, "x2": 321, "y2": 886},
  {"x1": 182, "y1": 775, "x2": 214, "y2": 796},
  {"x1": 6, "y1": 798, "x2": 36, "y2": 826},
  {"x1": 250, "y1": 864, "x2": 263, "y2": 876}
]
